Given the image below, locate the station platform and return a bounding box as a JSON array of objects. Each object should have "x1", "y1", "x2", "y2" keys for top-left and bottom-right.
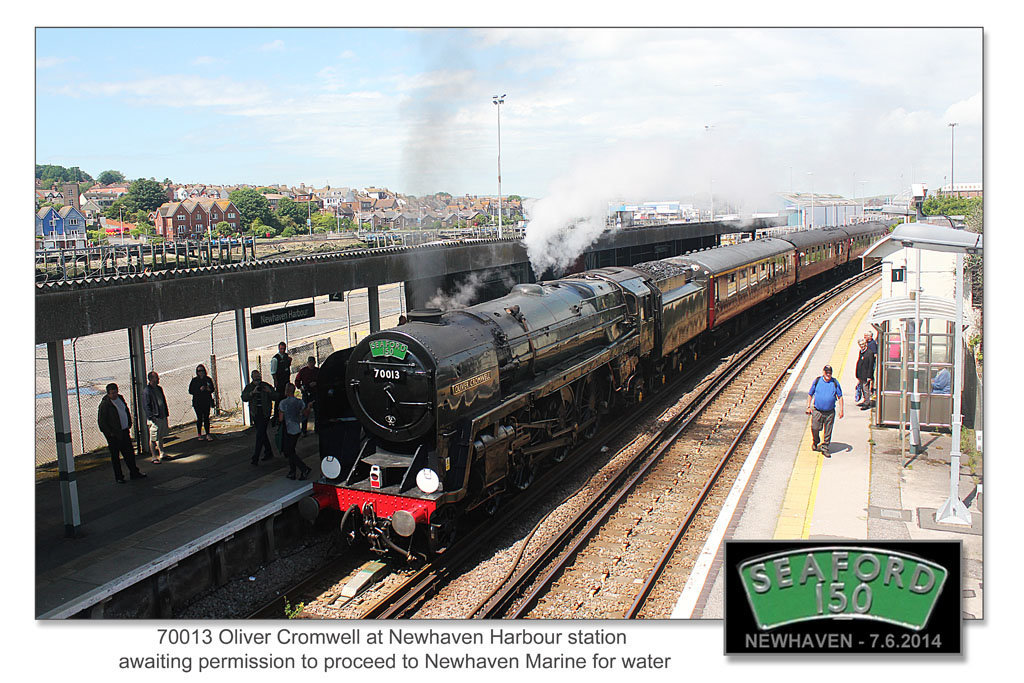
[
  {"x1": 674, "y1": 277, "x2": 984, "y2": 620},
  {"x1": 35, "y1": 416, "x2": 319, "y2": 618}
]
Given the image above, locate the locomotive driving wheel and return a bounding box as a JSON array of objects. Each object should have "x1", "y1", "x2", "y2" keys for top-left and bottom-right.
[{"x1": 578, "y1": 378, "x2": 601, "y2": 440}]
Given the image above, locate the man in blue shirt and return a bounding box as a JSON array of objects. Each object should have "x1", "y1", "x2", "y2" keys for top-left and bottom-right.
[
  {"x1": 805, "y1": 365, "x2": 844, "y2": 457},
  {"x1": 277, "y1": 383, "x2": 313, "y2": 480}
]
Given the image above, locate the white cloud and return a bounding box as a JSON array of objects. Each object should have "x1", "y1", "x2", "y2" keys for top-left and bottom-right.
[
  {"x1": 36, "y1": 56, "x2": 75, "y2": 69},
  {"x1": 191, "y1": 56, "x2": 219, "y2": 66},
  {"x1": 944, "y1": 92, "x2": 982, "y2": 127},
  {"x1": 260, "y1": 39, "x2": 285, "y2": 52},
  {"x1": 52, "y1": 75, "x2": 270, "y2": 110}
]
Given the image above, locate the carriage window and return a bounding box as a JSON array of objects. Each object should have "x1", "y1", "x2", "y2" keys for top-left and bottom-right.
[{"x1": 727, "y1": 274, "x2": 737, "y2": 297}]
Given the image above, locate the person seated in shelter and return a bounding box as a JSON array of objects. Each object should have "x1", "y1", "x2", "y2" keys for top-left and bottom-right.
[{"x1": 931, "y1": 368, "x2": 951, "y2": 394}]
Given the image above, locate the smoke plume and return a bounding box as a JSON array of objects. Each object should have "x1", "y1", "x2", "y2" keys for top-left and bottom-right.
[{"x1": 426, "y1": 269, "x2": 517, "y2": 311}]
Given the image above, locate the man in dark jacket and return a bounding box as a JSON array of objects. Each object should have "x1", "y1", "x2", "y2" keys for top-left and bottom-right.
[
  {"x1": 97, "y1": 383, "x2": 145, "y2": 483},
  {"x1": 270, "y1": 342, "x2": 292, "y2": 399},
  {"x1": 142, "y1": 371, "x2": 170, "y2": 464},
  {"x1": 855, "y1": 339, "x2": 876, "y2": 410},
  {"x1": 241, "y1": 370, "x2": 276, "y2": 465}
]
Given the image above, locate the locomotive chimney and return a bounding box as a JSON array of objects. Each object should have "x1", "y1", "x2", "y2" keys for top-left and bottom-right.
[{"x1": 408, "y1": 308, "x2": 444, "y2": 324}]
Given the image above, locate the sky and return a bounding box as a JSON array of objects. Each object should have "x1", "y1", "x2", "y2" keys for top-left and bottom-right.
[{"x1": 35, "y1": 27, "x2": 982, "y2": 206}]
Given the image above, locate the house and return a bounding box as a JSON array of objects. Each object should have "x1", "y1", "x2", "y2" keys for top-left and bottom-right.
[
  {"x1": 36, "y1": 189, "x2": 65, "y2": 207},
  {"x1": 79, "y1": 198, "x2": 103, "y2": 222},
  {"x1": 936, "y1": 183, "x2": 982, "y2": 199},
  {"x1": 83, "y1": 184, "x2": 129, "y2": 208},
  {"x1": 263, "y1": 193, "x2": 285, "y2": 211},
  {"x1": 152, "y1": 198, "x2": 241, "y2": 240},
  {"x1": 36, "y1": 205, "x2": 88, "y2": 250},
  {"x1": 318, "y1": 187, "x2": 350, "y2": 210}
]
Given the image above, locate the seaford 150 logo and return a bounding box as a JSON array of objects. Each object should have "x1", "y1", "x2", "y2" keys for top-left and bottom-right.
[
  {"x1": 738, "y1": 546, "x2": 948, "y2": 631},
  {"x1": 369, "y1": 339, "x2": 409, "y2": 360}
]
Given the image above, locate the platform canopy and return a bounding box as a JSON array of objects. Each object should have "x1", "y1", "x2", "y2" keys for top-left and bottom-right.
[
  {"x1": 868, "y1": 294, "x2": 963, "y2": 325},
  {"x1": 861, "y1": 223, "x2": 983, "y2": 267}
]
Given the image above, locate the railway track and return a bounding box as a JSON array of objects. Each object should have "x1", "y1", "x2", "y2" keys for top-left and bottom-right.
[
  {"x1": 470, "y1": 270, "x2": 878, "y2": 619},
  {"x1": 252, "y1": 268, "x2": 877, "y2": 620}
]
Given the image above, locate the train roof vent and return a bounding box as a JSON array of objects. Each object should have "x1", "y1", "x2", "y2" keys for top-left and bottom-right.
[{"x1": 408, "y1": 308, "x2": 444, "y2": 324}]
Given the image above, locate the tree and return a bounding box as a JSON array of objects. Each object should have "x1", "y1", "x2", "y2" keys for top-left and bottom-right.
[
  {"x1": 922, "y1": 195, "x2": 981, "y2": 218},
  {"x1": 124, "y1": 179, "x2": 167, "y2": 213},
  {"x1": 245, "y1": 217, "x2": 265, "y2": 237},
  {"x1": 35, "y1": 164, "x2": 94, "y2": 186},
  {"x1": 311, "y1": 212, "x2": 335, "y2": 232},
  {"x1": 229, "y1": 188, "x2": 273, "y2": 229},
  {"x1": 215, "y1": 221, "x2": 234, "y2": 237},
  {"x1": 276, "y1": 196, "x2": 307, "y2": 224},
  {"x1": 281, "y1": 226, "x2": 297, "y2": 238},
  {"x1": 104, "y1": 198, "x2": 132, "y2": 220},
  {"x1": 507, "y1": 194, "x2": 522, "y2": 202},
  {"x1": 97, "y1": 170, "x2": 126, "y2": 185}
]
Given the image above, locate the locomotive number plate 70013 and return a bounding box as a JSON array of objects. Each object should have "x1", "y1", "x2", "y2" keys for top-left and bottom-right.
[{"x1": 372, "y1": 367, "x2": 404, "y2": 382}]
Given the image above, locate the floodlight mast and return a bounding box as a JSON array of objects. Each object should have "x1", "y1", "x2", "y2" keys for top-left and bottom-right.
[{"x1": 493, "y1": 94, "x2": 506, "y2": 239}]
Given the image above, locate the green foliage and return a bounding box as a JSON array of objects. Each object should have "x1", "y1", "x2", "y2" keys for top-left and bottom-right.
[
  {"x1": 921, "y1": 195, "x2": 981, "y2": 218},
  {"x1": 283, "y1": 597, "x2": 304, "y2": 619},
  {"x1": 311, "y1": 212, "x2": 335, "y2": 232},
  {"x1": 229, "y1": 188, "x2": 274, "y2": 229},
  {"x1": 97, "y1": 169, "x2": 126, "y2": 185},
  {"x1": 87, "y1": 229, "x2": 104, "y2": 244},
  {"x1": 35, "y1": 164, "x2": 93, "y2": 186},
  {"x1": 506, "y1": 194, "x2": 522, "y2": 202},
  {"x1": 126, "y1": 179, "x2": 168, "y2": 213},
  {"x1": 215, "y1": 221, "x2": 234, "y2": 236},
  {"x1": 281, "y1": 226, "x2": 297, "y2": 238},
  {"x1": 276, "y1": 196, "x2": 307, "y2": 224},
  {"x1": 104, "y1": 198, "x2": 132, "y2": 220}
]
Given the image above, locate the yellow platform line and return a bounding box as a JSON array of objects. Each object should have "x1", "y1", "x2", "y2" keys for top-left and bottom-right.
[{"x1": 773, "y1": 286, "x2": 881, "y2": 539}]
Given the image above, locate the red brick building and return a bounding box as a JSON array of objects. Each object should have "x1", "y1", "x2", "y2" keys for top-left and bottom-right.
[{"x1": 152, "y1": 198, "x2": 241, "y2": 240}]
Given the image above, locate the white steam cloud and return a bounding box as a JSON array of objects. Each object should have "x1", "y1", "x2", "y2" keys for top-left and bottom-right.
[{"x1": 522, "y1": 139, "x2": 778, "y2": 277}]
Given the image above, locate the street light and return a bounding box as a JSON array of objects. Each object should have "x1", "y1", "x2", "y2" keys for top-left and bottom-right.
[
  {"x1": 948, "y1": 122, "x2": 958, "y2": 199},
  {"x1": 806, "y1": 172, "x2": 814, "y2": 229},
  {"x1": 706, "y1": 125, "x2": 715, "y2": 220},
  {"x1": 493, "y1": 94, "x2": 506, "y2": 239}
]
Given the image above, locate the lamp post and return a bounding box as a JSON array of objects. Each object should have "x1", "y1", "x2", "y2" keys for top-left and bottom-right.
[
  {"x1": 706, "y1": 125, "x2": 715, "y2": 220},
  {"x1": 948, "y1": 122, "x2": 958, "y2": 199},
  {"x1": 493, "y1": 94, "x2": 506, "y2": 239},
  {"x1": 858, "y1": 180, "x2": 869, "y2": 220},
  {"x1": 806, "y1": 172, "x2": 814, "y2": 229}
]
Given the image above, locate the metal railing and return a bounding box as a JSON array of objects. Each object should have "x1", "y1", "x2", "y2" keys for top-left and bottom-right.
[{"x1": 34, "y1": 239, "x2": 258, "y2": 283}]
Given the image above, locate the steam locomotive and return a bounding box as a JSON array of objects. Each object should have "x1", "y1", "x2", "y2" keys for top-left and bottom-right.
[{"x1": 299, "y1": 223, "x2": 887, "y2": 557}]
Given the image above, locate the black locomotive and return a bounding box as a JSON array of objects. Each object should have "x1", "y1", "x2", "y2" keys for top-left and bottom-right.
[{"x1": 300, "y1": 223, "x2": 887, "y2": 557}]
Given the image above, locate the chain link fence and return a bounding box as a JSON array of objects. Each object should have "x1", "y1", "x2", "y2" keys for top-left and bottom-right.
[{"x1": 35, "y1": 285, "x2": 405, "y2": 468}]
